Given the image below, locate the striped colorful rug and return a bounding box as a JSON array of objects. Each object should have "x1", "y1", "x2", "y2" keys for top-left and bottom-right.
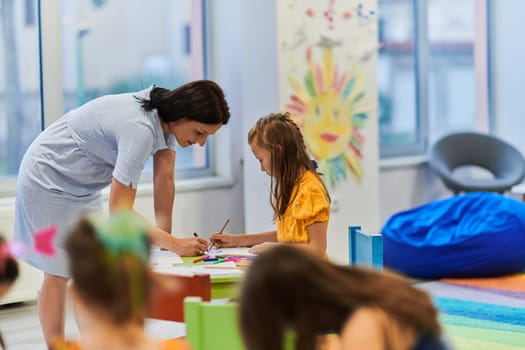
[{"x1": 417, "y1": 274, "x2": 525, "y2": 349}]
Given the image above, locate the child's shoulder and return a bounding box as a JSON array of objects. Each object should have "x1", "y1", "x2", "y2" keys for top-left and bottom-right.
[
  {"x1": 292, "y1": 171, "x2": 330, "y2": 213},
  {"x1": 298, "y1": 171, "x2": 326, "y2": 191},
  {"x1": 300, "y1": 170, "x2": 318, "y2": 182}
]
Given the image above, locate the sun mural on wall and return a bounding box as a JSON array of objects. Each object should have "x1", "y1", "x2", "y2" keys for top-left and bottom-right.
[{"x1": 285, "y1": 46, "x2": 374, "y2": 187}]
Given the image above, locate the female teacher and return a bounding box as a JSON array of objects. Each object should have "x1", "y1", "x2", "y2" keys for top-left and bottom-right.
[{"x1": 13, "y1": 79, "x2": 230, "y2": 347}]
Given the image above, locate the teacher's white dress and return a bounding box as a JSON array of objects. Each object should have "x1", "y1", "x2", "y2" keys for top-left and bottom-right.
[{"x1": 14, "y1": 87, "x2": 177, "y2": 277}]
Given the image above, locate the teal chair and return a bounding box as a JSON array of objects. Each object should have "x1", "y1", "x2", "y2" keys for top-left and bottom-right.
[
  {"x1": 184, "y1": 297, "x2": 294, "y2": 350},
  {"x1": 348, "y1": 226, "x2": 383, "y2": 270}
]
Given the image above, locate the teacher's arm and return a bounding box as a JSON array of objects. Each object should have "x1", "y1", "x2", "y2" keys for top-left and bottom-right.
[
  {"x1": 109, "y1": 178, "x2": 138, "y2": 211},
  {"x1": 153, "y1": 148, "x2": 176, "y2": 233},
  {"x1": 151, "y1": 149, "x2": 207, "y2": 255},
  {"x1": 109, "y1": 176, "x2": 207, "y2": 256}
]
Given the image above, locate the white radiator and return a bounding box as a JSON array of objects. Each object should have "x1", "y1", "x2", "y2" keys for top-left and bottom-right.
[{"x1": 0, "y1": 200, "x2": 42, "y2": 304}]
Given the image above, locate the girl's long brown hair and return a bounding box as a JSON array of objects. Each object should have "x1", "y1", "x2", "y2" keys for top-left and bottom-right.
[
  {"x1": 248, "y1": 112, "x2": 330, "y2": 219},
  {"x1": 239, "y1": 245, "x2": 441, "y2": 350}
]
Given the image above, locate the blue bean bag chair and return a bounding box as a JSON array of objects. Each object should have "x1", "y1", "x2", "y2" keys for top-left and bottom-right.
[{"x1": 382, "y1": 192, "x2": 525, "y2": 278}]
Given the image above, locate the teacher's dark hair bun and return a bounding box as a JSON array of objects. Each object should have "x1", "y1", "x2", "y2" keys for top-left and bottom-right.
[{"x1": 137, "y1": 80, "x2": 230, "y2": 125}]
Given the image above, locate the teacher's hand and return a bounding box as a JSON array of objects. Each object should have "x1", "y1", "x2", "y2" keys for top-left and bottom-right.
[{"x1": 174, "y1": 237, "x2": 208, "y2": 256}]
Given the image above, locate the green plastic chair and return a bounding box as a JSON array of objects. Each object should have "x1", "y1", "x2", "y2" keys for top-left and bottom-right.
[
  {"x1": 184, "y1": 297, "x2": 245, "y2": 350},
  {"x1": 184, "y1": 297, "x2": 294, "y2": 350}
]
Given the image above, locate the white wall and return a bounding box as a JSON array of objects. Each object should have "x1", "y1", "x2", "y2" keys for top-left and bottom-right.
[
  {"x1": 237, "y1": 0, "x2": 280, "y2": 234},
  {"x1": 379, "y1": 162, "x2": 450, "y2": 225}
]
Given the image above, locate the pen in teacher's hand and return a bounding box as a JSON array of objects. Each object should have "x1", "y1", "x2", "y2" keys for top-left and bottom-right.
[{"x1": 218, "y1": 218, "x2": 230, "y2": 234}]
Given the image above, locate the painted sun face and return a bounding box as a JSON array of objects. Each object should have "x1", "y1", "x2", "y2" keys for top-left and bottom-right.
[
  {"x1": 285, "y1": 46, "x2": 375, "y2": 186},
  {"x1": 303, "y1": 92, "x2": 352, "y2": 160}
]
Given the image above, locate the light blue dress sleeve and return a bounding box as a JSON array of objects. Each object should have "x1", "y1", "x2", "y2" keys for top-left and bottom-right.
[
  {"x1": 113, "y1": 123, "x2": 155, "y2": 188},
  {"x1": 166, "y1": 133, "x2": 177, "y2": 152}
]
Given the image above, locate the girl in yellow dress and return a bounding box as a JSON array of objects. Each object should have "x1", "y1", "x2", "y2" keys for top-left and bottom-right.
[
  {"x1": 52, "y1": 212, "x2": 190, "y2": 350},
  {"x1": 211, "y1": 112, "x2": 330, "y2": 258}
]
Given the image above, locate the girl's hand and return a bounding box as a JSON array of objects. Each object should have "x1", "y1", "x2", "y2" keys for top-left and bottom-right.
[
  {"x1": 209, "y1": 233, "x2": 238, "y2": 248},
  {"x1": 248, "y1": 241, "x2": 280, "y2": 254},
  {"x1": 173, "y1": 237, "x2": 208, "y2": 256}
]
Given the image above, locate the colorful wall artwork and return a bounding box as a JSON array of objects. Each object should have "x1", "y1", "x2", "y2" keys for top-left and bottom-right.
[{"x1": 277, "y1": 0, "x2": 378, "y2": 188}]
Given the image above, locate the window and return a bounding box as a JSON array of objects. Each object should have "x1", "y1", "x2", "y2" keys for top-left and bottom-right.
[
  {"x1": 60, "y1": 0, "x2": 209, "y2": 178},
  {"x1": 0, "y1": 0, "x2": 210, "y2": 195},
  {"x1": 0, "y1": 0, "x2": 42, "y2": 184},
  {"x1": 378, "y1": 0, "x2": 490, "y2": 158}
]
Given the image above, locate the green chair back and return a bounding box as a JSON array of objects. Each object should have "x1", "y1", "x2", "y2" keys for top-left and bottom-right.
[
  {"x1": 185, "y1": 297, "x2": 245, "y2": 350},
  {"x1": 184, "y1": 297, "x2": 295, "y2": 350}
]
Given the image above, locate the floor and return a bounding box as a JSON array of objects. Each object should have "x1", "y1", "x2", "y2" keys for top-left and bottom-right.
[{"x1": 0, "y1": 300, "x2": 185, "y2": 350}]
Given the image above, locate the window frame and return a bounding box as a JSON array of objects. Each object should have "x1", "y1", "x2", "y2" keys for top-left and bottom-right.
[
  {"x1": 379, "y1": 0, "x2": 491, "y2": 160},
  {"x1": 0, "y1": 0, "x2": 231, "y2": 197}
]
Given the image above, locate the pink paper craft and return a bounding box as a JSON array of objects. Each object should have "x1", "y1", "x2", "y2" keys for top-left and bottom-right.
[{"x1": 33, "y1": 225, "x2": 58, "y2": 256}]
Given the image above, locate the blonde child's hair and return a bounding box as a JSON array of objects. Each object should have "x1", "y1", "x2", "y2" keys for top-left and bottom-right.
[{"x1": 248, "y1": 112, "x2": 330, "y2": 219}]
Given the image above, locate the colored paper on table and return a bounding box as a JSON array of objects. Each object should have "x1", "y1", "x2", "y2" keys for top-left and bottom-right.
[
  {"x1": 153, "y1": 261, "x2": 243, "y2": 276},
  {"x1": 150, "y1": 248, "x2": 183, "y2": 267},
  {"x1": 213, "y1": 247, "x2": 256, "y2": 258}
]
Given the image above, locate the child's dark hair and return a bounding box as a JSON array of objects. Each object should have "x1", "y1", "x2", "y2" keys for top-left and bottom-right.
[
  {"x1": 248, "y1": 112, "x2": 330, "y2": 219},
  {"x1": 239, "y1": 245, "x2": 441, "y2": 350},
  {"x1": 0, "y1": 235, "x2": 19, "y2": 349},
  {"x1": 0, "y1": 236, "x2": 19, "y2": 285},
  {"x1": 136, "y1": 80, "x2": 230, "y2": 125},
  {"x1": 65, "y1": 214, "x2": 152, "y2": 325}
]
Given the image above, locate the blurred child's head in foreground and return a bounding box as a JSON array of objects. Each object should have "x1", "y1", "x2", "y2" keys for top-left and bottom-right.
[
  {"x1": 0, "y1": 235, "x2": 19, "y2": 298},
  {"x1": 65, "y1": 212, "x2": 151, "y2": 325}
]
